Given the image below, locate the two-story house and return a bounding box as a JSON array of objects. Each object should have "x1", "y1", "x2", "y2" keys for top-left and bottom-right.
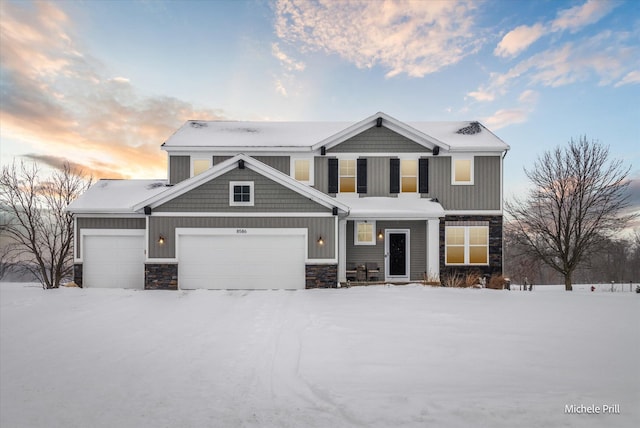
[{"x1": 67, "y1": 112, "x2": 509, "y2": 289}]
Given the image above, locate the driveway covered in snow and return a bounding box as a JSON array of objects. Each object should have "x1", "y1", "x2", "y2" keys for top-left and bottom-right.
[{"x1": 1, "y1": 283, "x2": 638, "y2": 428}]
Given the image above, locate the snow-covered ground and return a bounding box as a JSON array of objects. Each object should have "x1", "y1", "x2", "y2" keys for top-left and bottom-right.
[{"x1": 1, "y1": 282, "x2": 638, "y2": 428}]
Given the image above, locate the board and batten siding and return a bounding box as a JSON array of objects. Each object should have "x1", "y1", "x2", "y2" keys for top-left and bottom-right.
[
  {"x1": 366, "y1": 157, "x2": 392, "y2": 197},
  {"x1": 314, "y1": 156, "x2": 330, "y2": 194},
  {"x1": 155, "y1": 168, "x2": 330, "y2": 213},
  {"x1": 149, "y1": 216, "x2": 335, "y2": 260},
  {"x1": 252, "y1": 156, "x2": 290, "y2": 174},
  {"x1": 169, "y1": 156, "x2": 190, "y2": 184},
  {"x1": 327, "y1": 126, "x2": 431, "y2": 153},
  {"x1": 346, "y1": 220, "x2": 427, "y2": 280},
  {"x1": 75, "y1": 217, "x2": 145, "y2": 259},
  {"x1": 422, "y1": 156, "x2": 501, "y2": 211}
]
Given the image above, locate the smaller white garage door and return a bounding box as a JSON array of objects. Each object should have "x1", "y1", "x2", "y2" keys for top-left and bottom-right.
[
  {"x1": 178, "y1": 229, "x2": 306, "y2": 290},
  {"x1": 83, "y1": 231, "x2": 145, "y2": 289}
]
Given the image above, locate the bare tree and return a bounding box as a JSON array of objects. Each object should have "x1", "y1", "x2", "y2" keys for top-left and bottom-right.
[
  {"x1": 506, "y1": 137, "x2": 636, "y2": 290},
  {"x1": 0, "y1": 161, "x2": 92, "y2": 289}
]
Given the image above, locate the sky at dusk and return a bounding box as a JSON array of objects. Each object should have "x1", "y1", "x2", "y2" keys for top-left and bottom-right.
[{"x1": 0, "y1": 0, "x2": 639, "y2": 214}]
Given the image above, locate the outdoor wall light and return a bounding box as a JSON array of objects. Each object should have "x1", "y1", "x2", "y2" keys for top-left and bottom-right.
[
  {"x1": 317, "y1": 236, "x2": 324, "y2": 246},
  {"x1": 378, "y1": 230, "x2": 384, "y2": 240},
  {"x1": 158, "y1": 235, "x2": 166, "y2": 245}
]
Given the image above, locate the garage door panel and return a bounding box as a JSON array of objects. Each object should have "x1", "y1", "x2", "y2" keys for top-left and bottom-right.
[
  {"x1": 84, "y1": 234, "x2": 145, "y2": 289},
  {"x1": 178, "y1": 232, "x2": 306, "y2": 290}
]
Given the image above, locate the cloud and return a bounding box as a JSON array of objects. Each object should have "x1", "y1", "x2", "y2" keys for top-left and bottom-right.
[
  {"x1": 271, "y1": 43, "x2": 305, "y2": 72},
  {"x1": 614, "y1": 70, "x2": 640, "y2": 87},
  {"x1": 0, "y1": 1, "x2": 225, "y2": 180},
  {"x1": 494, "y1": 0, "x2": 619, "y2": 59},
  {"x1": 550, "y1": 0, "x2": 618, "y2": 33},
  {"x1": 494, "y1": 23, "x2": 546, "y2": 58},
  {"x1": 482, "y1": 89, "x2": 538, "y2": 130},
  {"x1": 274, "y1": 0, "x2": 482, "y2": 78}
]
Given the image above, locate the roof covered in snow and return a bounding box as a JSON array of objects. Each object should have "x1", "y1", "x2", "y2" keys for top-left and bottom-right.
[
  {"x1": 341, "y1": 196, "x2": 445, "y2": 219},
  {"x1": 66, "y1": 179, "x2": 169, "y2": 214},
  {"x1": 162, "y1": 112, "x2": 509, "y2": 153}
]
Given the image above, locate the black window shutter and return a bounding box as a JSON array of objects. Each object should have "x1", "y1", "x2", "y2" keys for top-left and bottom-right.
[
  {"x1": 357, "y1": 158, "x2": 367, "y2": 194},
  {"x1": 390, "y1": 158, "x2": 400, "y2": 194},
  {"x1": 419, "y1": 158, "x2": 429, "y2": 193},
  {"x1": 328, "y1": 158, "x2": 338, "y2": 193}
]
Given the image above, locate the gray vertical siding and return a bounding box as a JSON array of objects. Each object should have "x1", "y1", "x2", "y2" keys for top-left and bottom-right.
[
  {"x1": 149, "y1": 216, "x2": 335, "y2": 259},
  {"x1": 213, "y1": 156, "x2": 232, "y2": 166},
  {"x1": 346, "y1": 220, "x2": 427, "y2": 281},
  {"x1": 169, "y1": 156, "x2": 190, "y2": 184},
  {"x1": 252, "y1": 156, "x2": 290, "y2": 174},
  {"x1": 327, "y1": 126, "x2": 431, "y2": 153},
  {"x1": 422, "y1": 156, "x2": 501, "y2": 210},
  {"x1": 366, "y1": 157, "x2": 392, "y2": 197},
  {"x1": 314, "y1": 156, "x2": 330, "y2": 194},
  {"x1": 155, "y1": 168, "x2": 330, "y2": 213},
  {"x1": 75, "y1": 217, "x2": 145, "y2": 259}
]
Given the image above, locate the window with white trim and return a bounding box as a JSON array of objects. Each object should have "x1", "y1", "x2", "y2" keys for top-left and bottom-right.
[
  {"x1": 452, "y1": 157, "x2": 474, "y2": 185},
  {"x1": 445, "y1": 225, "x2": 488, "y2": 265},
  {"x1": 193, "y1": 158, "x2": 211, "y2": 176},
  {"x1": 340, "y1": 159, "x2": 356, "y2": 193},
  {"x1": 354, "y1": 221, "x2": 376, "y2": 245},
  {"x1": 229, "y1": 181, "x2": 254, "y2": 206},
  {"x1": 293, "y1": 159, "x2": 311, "y2": 183},
  {"x1": 401, "y1": 159, "x2": 418, "y2": 192}
]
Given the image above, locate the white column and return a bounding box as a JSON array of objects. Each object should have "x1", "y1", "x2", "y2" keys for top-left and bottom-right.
[
  {"x1": 427, "y1": 218, "x2": 440, "y2": 280},
  {"x1": 338, "y1": 218, "x2": 347, "y2": 283}
]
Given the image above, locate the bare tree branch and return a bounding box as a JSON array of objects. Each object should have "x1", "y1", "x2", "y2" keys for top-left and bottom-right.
[{"x1": 505, "y1": 137, "x2": 636, "y2": 290}]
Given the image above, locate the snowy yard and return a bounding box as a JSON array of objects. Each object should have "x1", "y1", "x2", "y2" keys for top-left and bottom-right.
[{"x1": 1, "y1": 283, "x2": 638, "y2": 428}]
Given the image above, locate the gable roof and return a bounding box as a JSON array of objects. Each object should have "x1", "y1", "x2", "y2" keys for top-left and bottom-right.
[
  {"x1": 133, "y1": 154, "x2": 350, "y2": 214},
  {"x1": 161, "y1": 112, "x2": 510, "y2": 153}
]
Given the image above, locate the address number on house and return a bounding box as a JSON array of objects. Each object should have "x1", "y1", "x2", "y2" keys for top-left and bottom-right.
[{"x1": 236, "y1": 229, "x2": 248, "y2": 234}]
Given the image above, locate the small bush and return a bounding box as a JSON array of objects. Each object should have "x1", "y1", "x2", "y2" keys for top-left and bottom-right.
[
  {"x1": 488, "y1": 275, "x2": 507, "y2": 290},
  {"x1": 442, "y1": 271, "x2": 464, "y2": 288}
]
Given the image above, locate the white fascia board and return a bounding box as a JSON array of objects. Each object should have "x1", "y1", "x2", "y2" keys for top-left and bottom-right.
[
  {"x1": 163, "y1": 146, "x2": 313, "y2": 153},
  {"x1": 445, "y1": 210, "x2": 504, "y2": 216},
  {"x1": 73, "y1": 213, "x2": 146, "y2": 218},
  {"x1": 150, "y1": 212, "x2": 335, "y2": 217}
]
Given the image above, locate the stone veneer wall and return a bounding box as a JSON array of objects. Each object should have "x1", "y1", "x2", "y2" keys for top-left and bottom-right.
[
  {"x1": 439, "y1": 215, "x2": 503, "y2": 282},
  {"x1": 74, "y1": 264, "x2": 83, "y2": 287},
  {"x1": 305, "y1": 264, "x2": 338, "y2": 288},
  {"x1": 145, "y1": 264, "x2": 178, "y2": 290}
]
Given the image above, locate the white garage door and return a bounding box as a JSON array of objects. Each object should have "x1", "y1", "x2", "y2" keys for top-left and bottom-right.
[
  {"x1": 178, "y1": 230, "x2": 306, "y2": 290},
  {"x1": 83, "y1": 232, "x2": 145, "y2": 289}
]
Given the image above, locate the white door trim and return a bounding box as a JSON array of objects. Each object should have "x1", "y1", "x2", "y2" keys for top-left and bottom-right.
[{"x1": 384, "y1": 229, "x2": 410, "y2": 281}]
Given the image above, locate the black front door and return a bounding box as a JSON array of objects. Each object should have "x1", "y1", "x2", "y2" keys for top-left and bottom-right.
[{"x1": 388, "y1": 232, "x2": 407, "y2": 276}]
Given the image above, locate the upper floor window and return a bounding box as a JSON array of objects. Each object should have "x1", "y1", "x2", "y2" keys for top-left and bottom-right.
[
  {"x1": 445, "y1": 225, "x2": 488, "y2": 265},
  {"x1": 229, "y1": 181, "x2": 254, "y2": 206},
  {"x1": 340, "y1": 159, "x2": 356, "y2": 193},
  {"x1": 452, "y1": 157, "x2": 474, "y2": 185},
  {"x1": 193, "y1": 158, "x2": 211, "y2": 176},
  {"x1": 292, "y1": 158, "x2": 313, "y2": 184},
  {"x1": 401, "y1": 159, "x2": 417, "y2": 192}
]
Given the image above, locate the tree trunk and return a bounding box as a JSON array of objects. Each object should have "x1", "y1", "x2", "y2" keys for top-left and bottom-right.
[{"x1": 564, "y1": 274, "x2": 573, "y2": 291}]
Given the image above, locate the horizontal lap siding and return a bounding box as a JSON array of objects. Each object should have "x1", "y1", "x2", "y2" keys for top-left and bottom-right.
[
  {"x1": 327, "y1": 126, "x2": 431, "y2": 153},
  {"x1": 149, "y1": 216, "x2": 335, "y2": 260},
  {"x1": 155, "y1": 168, "x2": 329, "y2": 213},
  {"x1": 422, "y1": 156, "x2": 501, "y2": 210},
  {"x1": 346, "y1": 220, "x2": 427, "y2": 280},
  {"x1": 76, "y1": 218, "x2": 145, "y2": 259}
]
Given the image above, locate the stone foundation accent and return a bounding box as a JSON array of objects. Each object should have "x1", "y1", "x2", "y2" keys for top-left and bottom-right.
[
  {"x1": 306, "y1": 264, "x2": 338, "y2": 288},
  {"x1": 74, "y1": 264, "x2": 83, "y2": 288},
  {"x1": 145, "y1": 263, "x2": 178, "y2": 290},
  {"x1": 439, "y1": 215, "x2": 503, "y2": 283}
]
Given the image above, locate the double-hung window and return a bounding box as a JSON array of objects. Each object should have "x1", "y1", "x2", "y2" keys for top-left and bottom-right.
[
  {"x1": 193, "y1": 158, "x2": 211, "y2": 176},
  {"x1": 445, "y1": 225, "x2": 488, "y2": 265},
  {"x1": 229, "y1": 181, "x2": 254, "y2": 206},
  {"x1": 340, "y1": 159, "x2": 356, "y2": 193},
  {"x1": 401, "y1": 159, "x2": 418, "y2": 192},
  {"x1": 354, "y1": 221, "x2": 376, "y2": 245}
]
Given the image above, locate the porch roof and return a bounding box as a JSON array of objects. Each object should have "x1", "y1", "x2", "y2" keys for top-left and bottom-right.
[{"x1": 339, "y1": 196, "x2": 445, "y2": 220}]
